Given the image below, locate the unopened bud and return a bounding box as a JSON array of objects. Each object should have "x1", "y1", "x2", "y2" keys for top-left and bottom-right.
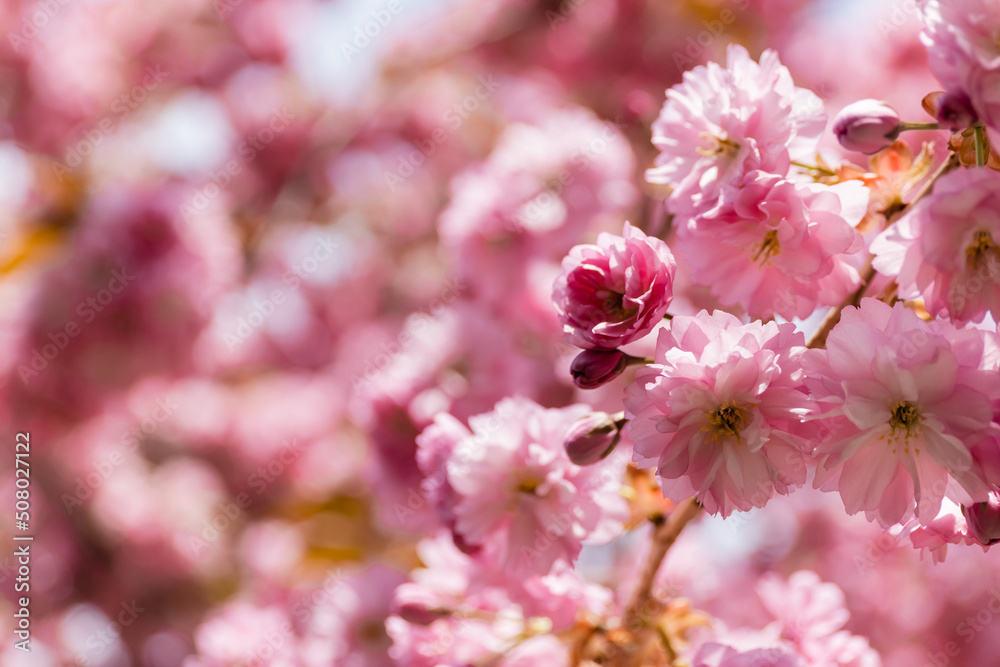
[
  {"x1": 564, "y1": 412, "x2": 622, "y2": 465},
  {"x1": 833, "y1": 99, "x2": 902, "y2": 154},
  {"x1": 570, "y1": 349, "x2": 629, "y2": 389},
  {"x1": 963, "y1": 493, "x2": 1000, "y2": 546},
  {"x1": 394, "y1": 586, "x2": 450, "y2": 626}
]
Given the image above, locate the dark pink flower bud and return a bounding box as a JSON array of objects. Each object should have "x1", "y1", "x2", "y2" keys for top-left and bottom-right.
[
  {"x1": 935, "y1": 91, "x2": 977, "y2": 131},
  {"x1": 833, "y1": 100, "x2": 902, "y2": 154},
  {"x1": 963, "y1": 493, "x2": 1000, "y2": 546},
  {"x1": 394, "y1": 585, "x2": 450, "y2": 626},
  {"x1": 564, "y1": 412, "x2": 622, "y2": 465},
  {"x1": 570, "y1": 349, "x2": 629, "y2": 389}
]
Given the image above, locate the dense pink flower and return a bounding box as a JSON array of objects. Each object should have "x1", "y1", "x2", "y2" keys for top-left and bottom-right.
[
  {"x1": 187, "y1": 603, "x2": 298, "y2": 667},
  {"x1": 676, "y1": 172, "x2": 867, "y2": 320},
  {"x1": 387, "y1": 534, "x2": 592, "y2": 665},
  {"x1": 921, "y1": 0, "x2": 1000, "y2": 138},
  {"x1": 624, "y1": 311, "x2": 815, "y2": 517},
  {"x1": 871, "y1": 167, "x2": 1000, "y2": 323},
  {"x1": 416, "y1": 397, "x2": 627, "y2": 575},
  {"x1": 439, "y1": 105, "x2": 636, "y2": 309},
  {"x1": 646, "y1": 44, "x2": 825, "y2": 219},
  {"x1": 300, "y1": 565, "x2": 405, "y2": 667},
  {"x1": 804, "y1": 299, "x2": 998, "y2": 527},
  {"x1": 691, "y1": 642, "x2": 802, "y2": 667},
  {"x1": 553, "y1": 221, "x2": 676, "y2": 349},
  {"x1": 758, "y1": 570, "x2": 881, "y2": 667}
]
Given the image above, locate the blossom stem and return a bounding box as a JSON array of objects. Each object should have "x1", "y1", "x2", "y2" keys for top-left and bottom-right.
[
  {"x1": 899, "y1": 121, "x2": 941, "y2": 132},
  {"x1": 621, "y1": 497, "x2": 701, "y2": 629},
  {"x1": 807, "y1": 152, "x2": 960, "y2": 349},
  {"x1": 974, "y1": 125, "x2": 987, "y2": 167},
  {"x1": 790, "y1": 160, "x2": 836, "y2": 176}
]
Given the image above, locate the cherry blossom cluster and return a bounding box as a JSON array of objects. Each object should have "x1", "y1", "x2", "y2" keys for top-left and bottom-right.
[{"x1": 10, "y1": 0, "x2": 1000, "y2": 665}]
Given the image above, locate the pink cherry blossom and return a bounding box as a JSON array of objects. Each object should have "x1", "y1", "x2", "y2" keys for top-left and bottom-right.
[
  {"x1": 624, "y1": 311, "x2": 815, "y2": 517},
  {"x1": 646, "y1": 44, "x2": 826, "y2": 220},
  {"x1": 757, "y1": 570, "x2": 881, "y2": 667},
  {"x1": 553, "y1": 221, "x2": 676, "y2": 350},
  {"x1": 417, "y1": 396, "x2": 627, "y2": 575},
  {"x1": 804, "y1": 298, "x2": 998, "y2": 527},
  {"x1": 871, "y1": 167, "x2": 1000, "y2": 323},
  {"x1": 920, "y1": 0, "x2": 1000, "y2": 137},
  {"x1": 675, "y1": 172, "x2": 867, "y2": 320},
  {"x1": 300, "y1": 565, "x2": 406, "y2": 667}
]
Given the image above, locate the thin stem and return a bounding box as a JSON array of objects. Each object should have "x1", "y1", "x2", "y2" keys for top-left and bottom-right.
[
  {"x1": 899, "y1": 121, "x2": 941, "y2": 132},
  {"x1": 974, "y1": 125, "x2": 987, "y2": 167},
  {"x1": 791, "y1": 160, "x2": 836, "y2": 176},
  {"x1": 622, "y1": 497, "x2": 701, "y2": 629},
  {"x1": 807, "y1": 152, "x2": 960, "y2": 349},
  {"x1": 623, "y1": 353, "x2": 655, "y2": 367},
  {"x1": 807, "y1": 258, "x2": 875, "y2": 349}
]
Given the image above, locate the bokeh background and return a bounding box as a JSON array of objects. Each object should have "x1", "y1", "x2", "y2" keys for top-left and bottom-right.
[{"x1": 0, "y1": 0, "x2": 996, "y2": 665}]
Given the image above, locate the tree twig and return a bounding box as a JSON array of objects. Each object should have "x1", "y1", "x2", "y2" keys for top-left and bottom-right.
[{"x1": 621, "y1": 497, "x2": 701, "y2": 629}]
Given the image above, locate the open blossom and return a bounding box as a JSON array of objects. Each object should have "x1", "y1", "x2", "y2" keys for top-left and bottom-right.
[
  {"x1": 921, "y1": 0, "x2": 1000, "y2": 139},
  {"x1": 690, "y1": 572, "x2": 881, "y2": 667},
  {"x1": 387, "y1": 534, "x2": 597, "y2": 666},
  {"x1": 646, "y1": 44, "x2": 825, "y2": 220},
  {"x1": 553, "y1": 221, "x2": 676, "y2": 350},
  {"x1": 676, "y1": 172, "x2": 867, "y2": 320},
  {"x1": 757, "y1": 571, "x2": 881, "y2": 667},
  {"x1": 416, "y1": 397, "x2": 627, "y2": 575},
  {"x1": 871, "y1": 167, "x2": 1000, "y2": 323},
  {"x1": 804, "y1": 299, "x2": 998, "y2": 527},
  {"x1": 300, "y1": 565, "x2": 406, "y2": 667},
  {"x1": 624, "y1": 311, "x2": 815, "y2": 517},
  {"x1": 439, "y1": 105, "x2": 636, "y2": 308}
]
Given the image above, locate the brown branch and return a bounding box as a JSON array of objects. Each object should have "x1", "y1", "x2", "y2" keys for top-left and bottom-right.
[
  {"x1": 622, "y1": 497, "x2": 701, "y2": 629},
  {"x1": 807, "y1": 152, "x2": 961, "y2": 349}
]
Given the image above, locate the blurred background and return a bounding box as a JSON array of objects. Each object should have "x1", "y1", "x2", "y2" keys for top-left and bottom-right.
[{"x1": 0, "y1": 0, "x2": 994, "y2": 666}]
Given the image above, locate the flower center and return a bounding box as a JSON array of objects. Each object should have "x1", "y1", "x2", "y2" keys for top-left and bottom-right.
[
  {"x1": 966, "y1": 230, "x2": 998, "y2": 271},
  {"x1": 703, "y1": 400, "x2": 749, "y2": 445},
  {"x1": 697, "y1": 132, "x2": 741, "y2": 158},
  {"x1": 885, "y1": 400, "x2": 921, "y2": 455},
  {"x1": 600, "y1": 290, "x2": 637, "y2": 320},
  {"x1": 751, "y1": 229, "x2": 781, "y2": 265}
]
